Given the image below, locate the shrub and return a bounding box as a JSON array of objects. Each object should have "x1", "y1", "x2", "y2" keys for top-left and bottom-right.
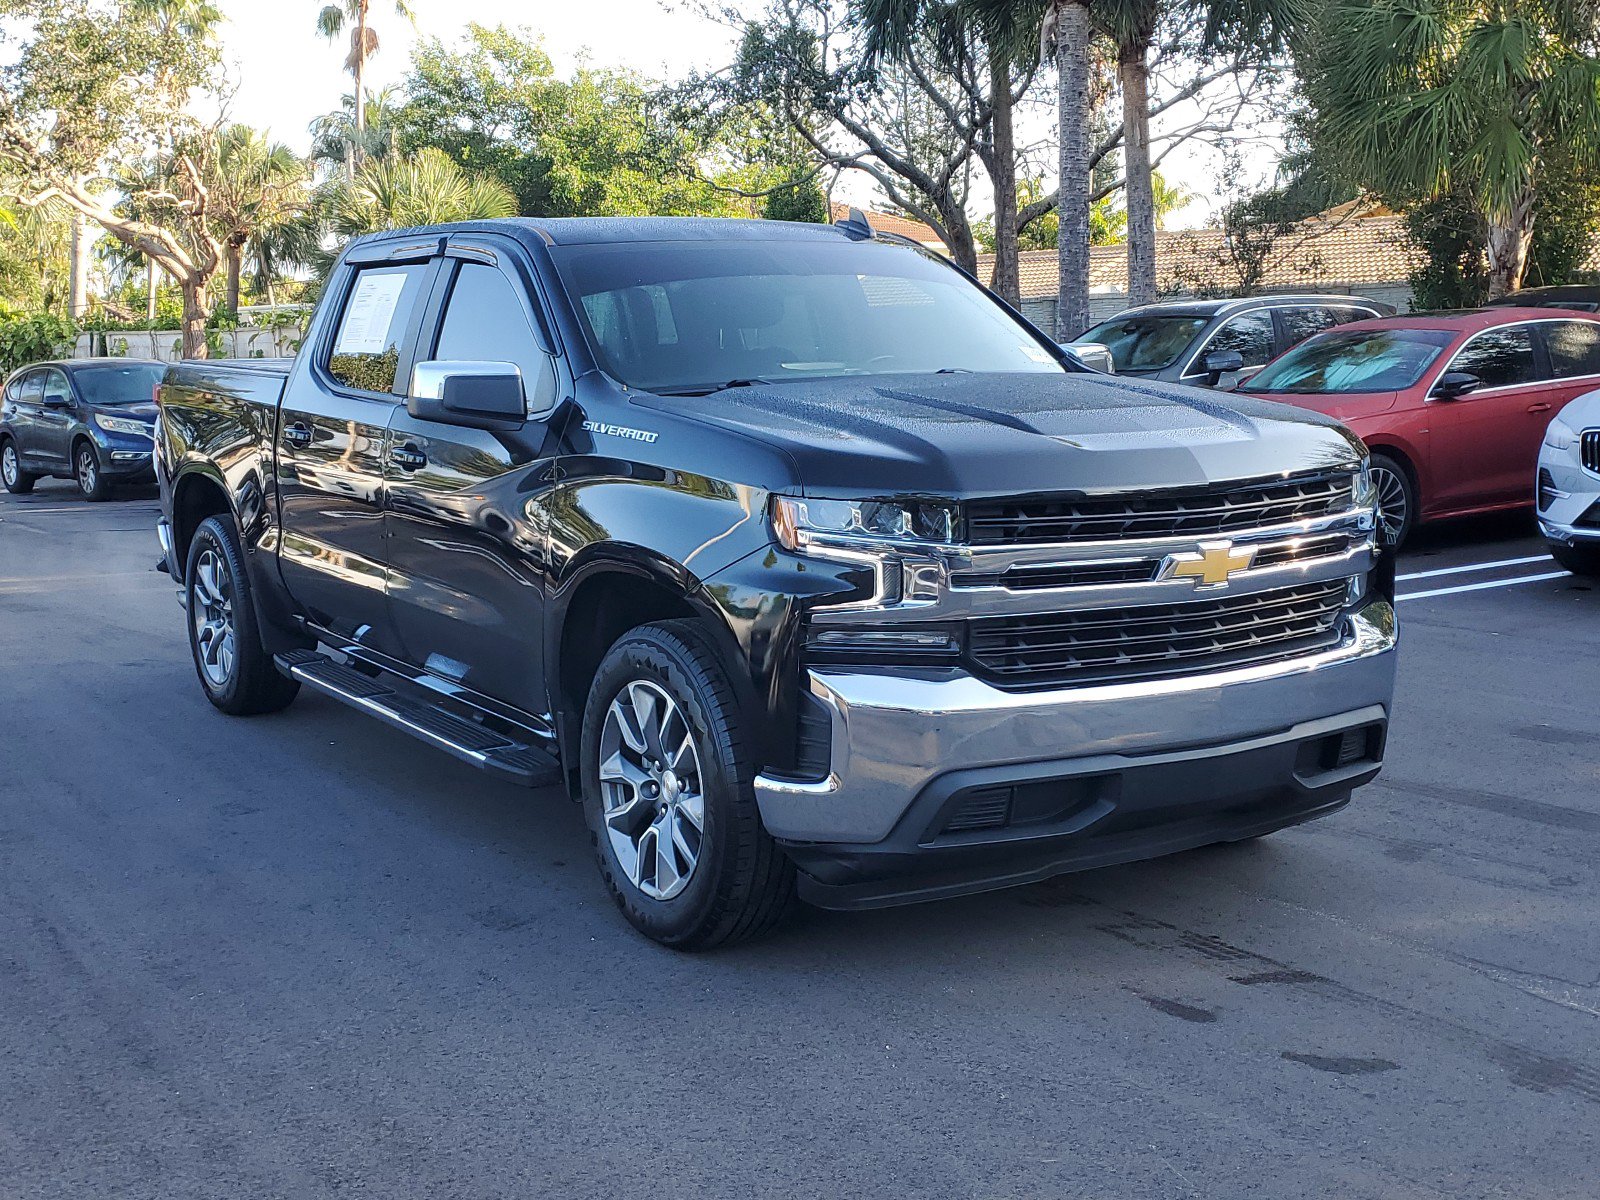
[{"x1": 0, "y1": 313, "x2": 78, "y2": 374}]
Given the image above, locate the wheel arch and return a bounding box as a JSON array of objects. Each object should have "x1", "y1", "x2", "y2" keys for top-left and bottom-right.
[{"x1": 169, "y1": 466, "x2": 236, "y2": 584}]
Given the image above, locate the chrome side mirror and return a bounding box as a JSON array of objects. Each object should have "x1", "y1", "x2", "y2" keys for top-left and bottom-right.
[{"x1": 408, "y1": 360, "x2": 525, "y2": 430}]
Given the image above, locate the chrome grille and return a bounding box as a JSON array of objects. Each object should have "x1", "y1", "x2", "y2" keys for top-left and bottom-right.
[
  {"x1": 966, "y1": 471, "x2": 1357, "y2": 544},
  {"x1": 1582, "y1": 430, "x2": 1600, "y2": 473},
  {"x1": 967, "y1": 579, "x2": 1351, "y2": 689}
]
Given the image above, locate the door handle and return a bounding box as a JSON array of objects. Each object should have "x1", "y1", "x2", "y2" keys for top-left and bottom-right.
[
  {"x1": 282, "y1": 421, "x2": 313, "y2": 448},
  {"x1": 390, "y1": 444, "x2": 427, "y2": 471},
  {"x1": 1527, "y1": 402, "x2": 1552, "y2": 413}
]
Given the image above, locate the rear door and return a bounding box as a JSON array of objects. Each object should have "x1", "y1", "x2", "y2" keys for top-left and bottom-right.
[
  {"x1": 275, "y1": 245, "x2": 441, "y2": 642},
  {"x1": 382, "y1": 237, "x2": 568, "y2": 715},
  {"x1": 1428, "y1": 322, "x2": 1542, "y2": 511},
  {"x1": 1537, "y1": 318, "x2": 1600, "y2": 414},
  {"x1": 7, "y1": 371, "x2": 45, "y2": 467}
]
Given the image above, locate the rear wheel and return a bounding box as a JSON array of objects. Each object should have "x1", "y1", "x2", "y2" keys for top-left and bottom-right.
[
  {"x1": 1, "y1": 440, "x2": 36, "y2": 494},
  {"x1": 1550, "y1": 541, "x2": 1600, "y2": 578},
  {"x1": 1369, "y1": 452, "x2": 1416, "y2": 547},
  {"x1": 185, "y1": 515, "x2": 300, "y2": 715},
  {"x1": 581, "y1": 620, "x2": 795, "y2": 950},
  {"x1": 75, "y1": 441, "x2": 109, "y2": 502}
]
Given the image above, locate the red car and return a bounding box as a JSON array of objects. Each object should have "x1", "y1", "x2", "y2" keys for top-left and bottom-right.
[{"x1": 1239, "y1": 307, "x2": 1600, "y2": 542}]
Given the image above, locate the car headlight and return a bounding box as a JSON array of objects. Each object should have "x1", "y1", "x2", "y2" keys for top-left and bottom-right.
[
  {"x1": 1544, "y1": 415, "x2": 1580, "y2": 452},
  {"x1": 95, "y1": 413, "x2": 153, "y2": 437},
  {"x1": 770, "y1": 496, "x2": 956, "y2": 551}
]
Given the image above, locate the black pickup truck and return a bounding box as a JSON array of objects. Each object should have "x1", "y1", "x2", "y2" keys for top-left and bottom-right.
[{"x1": 155, "y1": 215, "x2": 1398, "y2": 948}]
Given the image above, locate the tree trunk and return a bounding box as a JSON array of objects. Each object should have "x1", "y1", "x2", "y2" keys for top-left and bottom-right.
[
  {"x1": 943, "y1": 212, "x2": 979, "y2": 276},
  {"x1": 68, "y1": 212, "x2": 94, "y2": 319},
  {"x1": 1485, "y1": 192, "x2": 1536, "y2": 299},
  {"x1": 1120, "y1": 44, "x2": 1157, "y2": 308},
  {"x1": 180, "y1": 280, "x2": 209, "y2": 359},
  {"x1": 352, "y1": 0, "x2": 369, "y2": 168},
  {"x1": 225, "y1": 243, "x2": 244, "y2": 314},
  {"x1": 147, "y1": 257, "x2": 159, "y2": 323},
  {"x1": 1054, "y1": 1, "x2": 1094, "y2": 340},
  {"x1": 988, "y1": 45, "x2": 1021, "y2": 308}
]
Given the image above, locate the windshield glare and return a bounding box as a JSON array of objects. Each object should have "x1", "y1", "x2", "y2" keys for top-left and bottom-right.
[
  {"x1": 1247, "y1": 328, "x2": 1456, "y2": 394},
  {"x1": 72, "y1": 365, "x2": 165, "y2": 407},
  {"x1": 549, "y1": 239, "x2": 1065, "y2": 394},
  {"x1": 1077, "y1": 314, "x2": 1209, "y2": 371}
]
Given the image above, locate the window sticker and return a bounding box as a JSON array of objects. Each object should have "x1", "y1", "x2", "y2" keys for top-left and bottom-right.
[{"x1": 336, "y1": 272, "x2": 409, "y2": 355}]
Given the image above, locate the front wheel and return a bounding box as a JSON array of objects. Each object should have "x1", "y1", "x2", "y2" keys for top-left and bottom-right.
[
  {"x1": 581, "y1": 620, "x2": 795, "y2": 950},
  {"x1": 184, "y1": 515, "x2": 300, "y2": 715},
  {"x1": 1550, "y1": 541, "x2": 1600, "y2": 578},
  {"x1": 1369, "y1": 452, "x2": 1417, "y2": 548},
  {"x1": 1, "y1": 440, "x2": 37, "y2": 494},
  {"x1": 75, "y1": 442, "x2": 109, "y2": 502}
]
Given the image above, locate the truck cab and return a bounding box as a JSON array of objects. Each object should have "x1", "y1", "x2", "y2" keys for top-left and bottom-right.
[{"x1": 156, "y1": 216, "x2": 1397, "y2": 949}]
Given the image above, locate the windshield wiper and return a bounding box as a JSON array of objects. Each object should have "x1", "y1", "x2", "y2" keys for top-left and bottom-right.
[{"x1": 653, "y1": 378, "x2": 774, "y2": 397}]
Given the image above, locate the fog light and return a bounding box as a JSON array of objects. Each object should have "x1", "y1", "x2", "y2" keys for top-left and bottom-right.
[{"x1": 111, "y1": 450, "x2": 149, "y2": 462}]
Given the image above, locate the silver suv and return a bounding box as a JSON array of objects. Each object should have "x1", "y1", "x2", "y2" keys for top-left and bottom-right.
[{"x1": 1539, "y1": 389, "x2": 1600, "y2": 576}]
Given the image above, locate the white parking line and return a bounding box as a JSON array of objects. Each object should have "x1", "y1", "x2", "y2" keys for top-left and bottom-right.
[
  {"x1": 1398, "y1": 571, "x2": 1570, "y2": 602},
  {"x1": 1397, "y1": 554, "x2": 1551, "y2": 582}
]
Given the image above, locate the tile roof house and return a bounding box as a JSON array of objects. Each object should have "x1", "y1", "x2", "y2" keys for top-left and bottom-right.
[{"x1": 979, "y1": 211, "x2": 1422, "y2": 336}]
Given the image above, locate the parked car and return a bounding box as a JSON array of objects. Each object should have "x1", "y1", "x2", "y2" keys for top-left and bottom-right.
[
  {"x1": 154, "y1": 216, "x2": 1396, "y2": 949},
  {"x1": 0, "y1": 358, "x2": 165, "y2": 500},
  {"x1": 1537, "y1": 389, "x2": 1600, "y2": 576},
  {"x1": 1238, "y1": 308, "x2": 1600, "y2": 544},
  {"x1": 1485, "y1": 284, "x2": 1600, "y2": 313},
  {"x1": 1069, "y1": 294, "x2": 1396, "y2": 389}
]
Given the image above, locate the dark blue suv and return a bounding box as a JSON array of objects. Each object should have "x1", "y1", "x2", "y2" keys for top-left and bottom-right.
[{"x1": 0, "y1": 358, "x2": 165, "y2": 500}]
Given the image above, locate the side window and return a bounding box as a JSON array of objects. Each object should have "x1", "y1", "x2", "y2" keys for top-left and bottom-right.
[
  {"x1": 18, "y1": 371, "x2": 43, "y2": 404},
  {"x1": 433, "y1": 261, "x2": 556, "y2": 409},
  {"x1": 41, "y1": 369, "x2": 72, "y2": 405},
  {"x1": 1545, "y1": 321, "x2": 1600, "y2": 379},
  {"x1": 327, "y1": 263, "x2": 431, "y2": 394},
  {"x1": 1329, "y1": 305, "x2": 1379, "y2": 326},
  {"x1": 1196, "y1": 310, "x2": 1275, "y2": 372},
  {"x1": 1447, "y1": 325, "x2": 1537, "y2": 390},
  {"x1": 2, "y1": 374, "x2": 20, "y2": 404},
  {"x1": 1278, "y1": 306, "x2": 1341, "y2": 347}
]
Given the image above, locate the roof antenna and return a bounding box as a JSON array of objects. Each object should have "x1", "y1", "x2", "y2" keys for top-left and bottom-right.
[{"x1": 835, "y1": 206, "x2": 874, "y2": 240}]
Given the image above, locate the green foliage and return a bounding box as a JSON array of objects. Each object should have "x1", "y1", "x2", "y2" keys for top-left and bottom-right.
[
  {"x1": 1406, "y1": 192, "x2": 1489, "y2": 309},
  {"x1": 0, "y1": 312, "x2": 76, "y2": 373},
  {"x1": 329, "y1": 347, "x2": 400, "y2": 393},
  {"x1": 318, "y1": 146, "x2": 516, "y2": 244},
  {"x1": 1526, "y1": 151, "x2": 1600, "y2": 287},
  {"x1": 762, "y1": 171, "x2": 828, "y2": 223}
]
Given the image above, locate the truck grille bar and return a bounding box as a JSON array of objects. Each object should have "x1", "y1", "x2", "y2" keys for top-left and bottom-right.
[
  {"x1": 966, "y1": 578, "x2": 1351, "y2": 689},
  {"x1": 966, "y1": 470, "x2": 1357, "y2": 544}
]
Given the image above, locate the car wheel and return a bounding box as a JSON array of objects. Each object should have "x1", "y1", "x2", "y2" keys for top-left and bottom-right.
[
  {"x1": 581, "y1": 620, "x2": 796, "y2": 950},
  {"x1": 185, "y1": 515, "x2": 300, "y2": 716},
  {"x1": 75, "y1": 441, "x2": 110, "y2": 502},
  {"x1": 1369, "y1": 453, "x2": 1416, "y2": 547},
  {"x1": 1550, "y1": 541, "x2": 1600, "y2": 578},
  {"x1": 1, "y1": 440, "x2": 37, "y2": 494}
]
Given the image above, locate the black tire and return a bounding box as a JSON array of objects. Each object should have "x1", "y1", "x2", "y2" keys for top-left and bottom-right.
[
  {"x1": 74, "y1": 440, "x2": 110, "y2": 502},
  {"x1": 1550, "y1": 541, "x2": 1600, "y2": 578},
  {"x1": 184, "y1": 514, "x2": 300, "y2": 716},
  {"x1": 1, "y1": 439, "x2": 37, "y2": 494},
  {"x1": 1369, "y1": 452, "x2": 1417, "y2": 548},
  {"x1": 581, "y1": 620, "x2": 796, "y2": 950}
]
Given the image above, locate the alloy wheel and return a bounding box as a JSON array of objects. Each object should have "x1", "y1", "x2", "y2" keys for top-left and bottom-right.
[
  {"x1": 1, "y1": 444, "x2": 17, "y2": 488},
  {"x1": 597, "y1": 680, "x2": 705, "y2": 901},
  {"x1": 1371, "y1": 464, "x2": 1409, "y2": 545},
  {"x1": 190, "y1": 547, "x2": 238, "y2": 688},
  {"x1": 76, "y1": 447, "x2": 97, "y2": 496}
]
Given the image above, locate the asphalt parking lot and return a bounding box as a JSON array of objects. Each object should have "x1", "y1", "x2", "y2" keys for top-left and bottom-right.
[{"x1": 2, "y1": 479, "x2": 1597, "y2": 1200}]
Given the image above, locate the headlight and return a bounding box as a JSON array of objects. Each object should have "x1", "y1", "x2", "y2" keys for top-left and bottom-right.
[
  {"x1": 1544, "y1": 416, "x2": 1580, "y2": 452},
  {"x1": 95, "y1": 413, "x2": 153, "y2": 437},
  {"x1": 770, "y1": 495, "x2": 956, "y2": 551}
]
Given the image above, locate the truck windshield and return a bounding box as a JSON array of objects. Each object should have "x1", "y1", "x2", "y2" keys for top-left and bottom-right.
[
  {"x1": 1076, "y1": 313, "x2": 1210, "y2": 371},
  {"x1": 1247, "y1": 328, "x2": 1456, "y2": 395},
  {"x1": 548, "y1": 238, "x2": 1065, "y2": 394},
  {"x1": 72, "y1": 364, "x2": 165, "y2": 406}
]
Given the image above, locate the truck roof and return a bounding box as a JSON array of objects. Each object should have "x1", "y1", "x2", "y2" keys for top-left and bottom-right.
[{"x1": 350, "y1": 216, "x2": 878, "y2": 251}]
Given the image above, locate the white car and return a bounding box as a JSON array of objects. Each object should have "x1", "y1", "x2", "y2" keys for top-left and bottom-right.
[{"x1": 1539, "y1": 390, "x2": 1600, "y2": 576}]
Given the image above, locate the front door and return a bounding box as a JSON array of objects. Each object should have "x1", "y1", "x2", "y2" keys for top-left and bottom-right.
[
  {"x1": 276, "y1": 258, "x2": 436, "y2": 643},
  {"x1": 383, "y1": 249, "x2": 568, "y2": 716},
  {"x1": 1428, "y1": 322, "x2": 1542, "y2": 511},
  {"x1": 36, "y1": 369, "x2": 78, "y2": 468}
]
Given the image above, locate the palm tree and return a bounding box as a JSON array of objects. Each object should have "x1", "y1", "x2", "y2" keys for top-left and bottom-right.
[
  {"x1": 309, "y1": 87, "x2": 401, "y2": 176},
  {"x1": 317, "y1": 1, "x2": 416, "y2": 173},
  {"x1": 1310, "y1": 0, "x2": 1600, "y2": 297},
  {"x1": 205, "y1": 126, "x2": 313, "y2": 312},
  {"x1": 320, "y1": 147, "x2": 516, "y2": 244}
]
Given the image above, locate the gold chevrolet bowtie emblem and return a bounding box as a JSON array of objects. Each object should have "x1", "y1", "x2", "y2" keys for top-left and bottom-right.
[{"x1": 1161, "y1": 540, "x2": 1258, "y2": 588}]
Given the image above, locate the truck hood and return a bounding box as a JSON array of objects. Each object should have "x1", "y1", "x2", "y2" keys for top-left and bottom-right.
[{"x1": 635, "y1": 373, "x2": 1364, "y2": 498}]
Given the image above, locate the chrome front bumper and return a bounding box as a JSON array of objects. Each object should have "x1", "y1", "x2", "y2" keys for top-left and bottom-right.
[{"x1": 755, "y1": 597, "x2": 1397, "y2": 845}]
